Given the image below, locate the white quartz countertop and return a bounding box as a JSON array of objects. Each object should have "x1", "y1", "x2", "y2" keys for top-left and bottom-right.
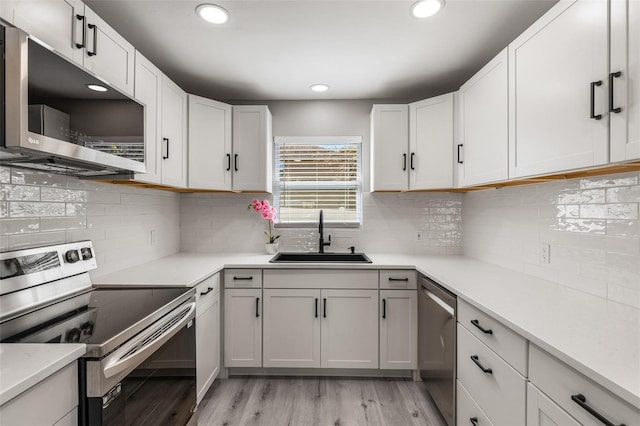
[
  {"x1": 91, "y1": 252, "x2": 640, "y2": 408},
  {"x1": 0, "y1": 344, "x2": 86, "y2": 405}
]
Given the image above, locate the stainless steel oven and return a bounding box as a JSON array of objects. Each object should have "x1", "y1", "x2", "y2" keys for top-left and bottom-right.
[{"x1": 0, "y1": 241, "x2": 197, "y2": 426}]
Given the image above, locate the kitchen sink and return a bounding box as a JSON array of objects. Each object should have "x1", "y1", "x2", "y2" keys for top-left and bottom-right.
[{"x1": 269, "y1": 252, "x2": 372, "y2": 263}]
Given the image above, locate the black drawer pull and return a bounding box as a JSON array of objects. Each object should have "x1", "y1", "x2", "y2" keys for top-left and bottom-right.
[
  {"x1": 402, "y1": 153, "x2": 407, "y2": 171},
  {"x1": 87, "y1": 23, "x2": 97, "y2": 56},
  {"x1": 457, "y1": 144, "x2": 464, "y2": 164},
  {"x1": 410, "y1": 152, "x2": 415, "y2": 170},
  {"x1": 470, "y1": 417, "x2": 478, "y2": 426},
  {"x1": 315, "y1": 298, "x2": 318, "y2": 318},
  {"x1": 470, "y1": 355, "x2": 492, "y2": 374},
  {"x1": 388, "y1": 277, "x2": 409, "y2": 282},
  {"x1": 382, "y1": 299, "x2": 386, "y2": 319},
  {"x1": 226, "y1": 153, "x2": 231, "y2": 171},
  {"x1": 590, "y1": 80, "x2": 603, "y2": 120},
  {"x1": 162, "y1": 138, "x2": 169, "y2": 159},
  {"x1": 234, "y1": 154, "x2": 239, "y2": 172},
  {"x1": 233, "y1": 276, "x2": 253, "y2": 280},
  {"x1": 571, "y1": 394, "x2": 625, "y2": 426},
  {"x1": 470, "y1": 319, "x2": 493, "y2": 335},
  {"x1": 200, "y1": 287, "x2": 214, "y2": 296},
  {"x1": 75, "y1": 14, "x2": 86, "y2": 48},
  {"x1": 256, "y1": 297, "x2": 260, "y2": 318},
  {"x1": 323, "y1": 298, "x2": 327, "y2": 318},
  {"x1": 609, "y1": 71, "x2": 622, "y2": 114}
]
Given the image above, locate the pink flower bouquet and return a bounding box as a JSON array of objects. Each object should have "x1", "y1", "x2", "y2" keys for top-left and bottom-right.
[{"x1": 248, "y1": 199, "x2": 280, "y2": 244}]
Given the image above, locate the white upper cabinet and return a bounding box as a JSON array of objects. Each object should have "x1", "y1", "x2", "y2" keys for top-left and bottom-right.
[
  {"x1": 6, "y1": 0, "x2": 134, "y2": 96},
  {"x1": 457, "y1": 48, "x2": 509, "y2": 187},
  {"x1": 232, "y1": 105, "x2": 273, "y2": 192},
  {"x1": 188, "y1": 95, "x2": 232, "y2": 190},
  {"x1": 508, "y1": 0, "x2": 609, "y2": 178},
  {"x1": 610, "y1": 0, "x2": 640, "y2": 162},
  {"x1": 133, "y1": 51, "x2": 162, "y2": 184},
  {"x1": 160, "y1": 75, "x2": 188, "y2": 187},
  {"x1": 370, "y1": 105, "x2": 409, "y2": 191},
  {"x1": 82, "y1": 5, "x2": 135, "y2": 96},
  {"x1": 409, "y1": 93, "x2": 455, "y2": 189}
]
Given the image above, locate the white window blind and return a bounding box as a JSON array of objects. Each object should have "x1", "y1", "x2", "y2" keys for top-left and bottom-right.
[{"x1": 274, "y1": 136, "x2": 362, "y2": 226}]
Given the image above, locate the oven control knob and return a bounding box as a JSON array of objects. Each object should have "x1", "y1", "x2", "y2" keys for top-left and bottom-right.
[
  {"x1": 65, "y1": 250, "x2": 80, "y2": 264},
  {"x1": 81, "y1": 247, "x2": 93, "y2": 260},
  {"x1": 80, "y1": 321, "x2": 94, "y2": 336},
  {"x1": 65, "y1": 328, "x2": 81, "y2": 343}
]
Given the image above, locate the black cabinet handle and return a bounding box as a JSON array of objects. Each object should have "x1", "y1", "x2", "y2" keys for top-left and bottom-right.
[
  {"x1": 410, "y1": 152, "x2": 415, "y2": 170},
  {"x1": 590, "y1": 80, "x2": 603, "y2": 120},
  {"x1": 389, "y1": 277, "x2": 409, "y2": 282},
  {"x1": 382, "y1": 299, "x2": 386, "y2": 319},
  {"x1": 87, "y1": 23, "x2": 97, "y2": 56},
  {"x1": 233, "y1": 276, "x2": 253, "y2": 280},
  {"x1": 162, "y1": 138, "x2": 169, "y2": 159},
  {"x1": 571, "y1": 394, "x2": 625, "y2": 426},
  {"x1": 256, "y1": 297, "x2": 260, "y2": 318},
  {"x1": 457, "y1": 144, "x2": 464, "y2": 164},
  {"x1": 471, "y1": 319, "x2": 493, "y2": 335},
  {"x1": 75, "y1": 15, "x2": 86, "y2": 48},
  {"x1": 226, "y1": 153, "x2": 231, "y2": 171},
  {"x1": 402, "y1": 153, "x2": 407, "y2": 171},
  {"x1": 234, "y1": 154, "x2": 239, "y2": 172},
  {"x1": 609, "y1": 71, "x2": 622, "y2": 114},
  {"x1": 315, "y1": 298, "x2": 318, "y2": 318},
  {"x1": 200, "y1": 287, "x2": 214, "y2": 296},
  {"x1": 470, "y1": 355, "x2": 492, "y2": 374},
  {"x1": 323, "y1": 298, "x2": 327, "y2": 318},
  {"x1": 470, "y1": 417, "x2": 479, "y2": 426}
]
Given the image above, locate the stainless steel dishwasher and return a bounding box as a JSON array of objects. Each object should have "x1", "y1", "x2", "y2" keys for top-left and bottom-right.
[{"x1": 419, "y1": 275, "x2": 456, "y2": 426}]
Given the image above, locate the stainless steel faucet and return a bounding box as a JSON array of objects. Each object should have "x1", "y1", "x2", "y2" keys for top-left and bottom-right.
[{"x1": 318, "y1": 209, "x2": 331, "y2": 253}]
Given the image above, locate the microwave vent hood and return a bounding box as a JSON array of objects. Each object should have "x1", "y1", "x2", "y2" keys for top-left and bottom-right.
[{"x1": 0, "y1": 27, "x2": 146, "y2": 177}]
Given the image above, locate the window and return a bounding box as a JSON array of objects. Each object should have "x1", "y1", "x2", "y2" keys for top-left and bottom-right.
[{"x1": 273, "y1": 136, "x2": 362, "y2": 227}]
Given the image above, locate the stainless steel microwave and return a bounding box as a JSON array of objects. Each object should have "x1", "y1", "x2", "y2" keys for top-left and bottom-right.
[{"x1": 0, "y1": 26, "x2": 145, "y2": 176}]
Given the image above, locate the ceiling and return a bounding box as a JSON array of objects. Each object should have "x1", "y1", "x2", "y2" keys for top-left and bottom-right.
[{"x1": 84, "y1": 0, "x2": 556, "y2": 102}]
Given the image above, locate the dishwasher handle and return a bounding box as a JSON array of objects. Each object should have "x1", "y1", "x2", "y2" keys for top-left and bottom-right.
[{"x1": 423, "y1": 287, "x2": 455, "y2": 317}]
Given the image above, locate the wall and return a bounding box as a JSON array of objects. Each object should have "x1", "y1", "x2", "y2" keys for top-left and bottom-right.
[
  {"x1": 463, "y1": 172, "x2": 640, "y2": 309},
  {"x1": 0, "y1": 166, "x2": 180, "y2": 277}
]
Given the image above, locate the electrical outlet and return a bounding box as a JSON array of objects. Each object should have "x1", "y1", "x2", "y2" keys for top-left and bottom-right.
[
  {"x1": 416, "y1": 231, "x2": 424, "y2": 242},
  {"x1": 541, "y1": 243, "x2": 550, "y2": 264}
]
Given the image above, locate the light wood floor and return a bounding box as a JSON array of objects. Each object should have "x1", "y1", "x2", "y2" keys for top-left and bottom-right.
[{"x1": 189, "y1": 377, "x2": 448, "y2": 426}]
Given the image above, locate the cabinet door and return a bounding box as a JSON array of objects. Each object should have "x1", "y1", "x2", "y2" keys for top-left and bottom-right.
[
  {"x1": 458, "y1": 48, "x2": 509, "y2": 187},
  {"x1": 232, "y1": 105, "x2": 272, "y2": 192},
  {"x1": 133, "y1": 51, "x2": 162, "y2": 184},
  {"x1": 188, "y1": 95, "x2": 232, "y2": 190},
  {"x1": 83, "y1": 6, "x2": 134, "y2": 96},
  {"x1": 409, "y1": 93, "x2": 454, "y2": 190},
  {"x1": 380, "y1": 290, "x2": 417, "y2": 369},
  {"x1": 224, "y1": 288, "x2": 262, "y2": 368},
  {"x1": 508, "y1": 0, "x2": 609, "y2": 178},
  {"x1": 527, "y1": 383, "x2": 580, "y2": 426},
  {"x1": 370, "y1": 104, "x2": 409, "y2": 191},
  {"x1": 263, "y1": 289, "x2": 321, "y2": 368},
  {"x1": 196, "y1": 289, "x2": 220, "y2": 403},
  {"x1": 161, "y1": 75, "x2": 188, "y2": 187},
  {"x1": 610, "y1": 0, "x2": 640, "y2": 161},
  {"x1": 320, "y1": 289, "x2": 378, "y2": 369},
  {"x1": 10, "y1": 0, "x2": 85, "y2": 65}
]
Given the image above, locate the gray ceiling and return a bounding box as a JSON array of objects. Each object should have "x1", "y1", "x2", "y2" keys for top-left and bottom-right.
[{"x1": 84, "y1": 0, "x2": 557, "y2": 102}]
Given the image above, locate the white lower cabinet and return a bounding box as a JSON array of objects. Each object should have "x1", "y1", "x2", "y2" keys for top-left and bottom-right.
[
  {"x1": 263, "y1": 289, "x2": 321, "y2": 368},
  {"x1": 195, "y1": 274, "x2": 220, "y2": 404},
  {"x1": 320, "y1": 289, "x2": 379, "y2": 369},
  {"x1": 527, "y1": 383, "x2": 580, "y2": 426},
  {"x1": 379, "y1": 289, "x2": 417, "y2": 370},
  {"x1": 456, "y1": 380, "x2": 493, "y2": 426},
  {"x1": 224, "y1": 288, "x2": 262, "y2": 368},
  {"x1": 0, "y1": 362, "x2": 78, "y2": 426}
]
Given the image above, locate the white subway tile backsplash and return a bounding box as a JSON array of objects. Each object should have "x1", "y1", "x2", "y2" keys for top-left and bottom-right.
[
  {"x1": 1, "y1": 218, "x2": 40, "y2": 235},
  {"x1": 10, "y1": 202, "x2": 66, "y2": 217},
  {"x1": 464, "y1": 172, "x2": 640, "y2": 309},
  {"x1": 0, "y1": 184, "x2": 40, "y2": 201}
]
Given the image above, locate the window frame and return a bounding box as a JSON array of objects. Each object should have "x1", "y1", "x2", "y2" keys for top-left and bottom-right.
[{"x1": 273, "y1": 136, "x2": 363, "y2": 229}]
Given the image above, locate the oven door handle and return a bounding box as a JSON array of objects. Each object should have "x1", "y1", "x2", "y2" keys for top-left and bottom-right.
[{"x1": 102, "y1": 302, "x2": 196, "y2": 379}]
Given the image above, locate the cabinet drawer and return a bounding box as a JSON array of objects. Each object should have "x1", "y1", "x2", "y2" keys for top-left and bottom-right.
[
  {"x1": 458, "y1": 299, "x2": 527, "y2": 375},
  {"x1": 457, "y1": 324, "x2": 526, "y2": 426},
  {"x1": 0, "y1": 362, "x2": 78, "y2": 426},
  {"x1": 263, "y1": 269, "x2": 378, "y2": 289},
  {"x1": 457, "y1": 380, "x2": 494, "y2": 426},
  {"x1": 224, "y1": 269, "x2": 262, "y2": 288},
  {"x1": 380, "y1": 270, "x2": 417, "y2": 289},
  {"x1": 529, "y1": 345, "x2": 640, "y2": 426},
  {"x1": 195, "y1": 273, "x2": 220, "y2": 310}
]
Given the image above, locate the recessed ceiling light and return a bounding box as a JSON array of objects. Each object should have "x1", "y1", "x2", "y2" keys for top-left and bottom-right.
[
  {"x1": 311, "y1": 84, "x2": 329, "y2": 93},
  {"x1": 86, "y1": 84, "x2": 107, "y2": 92},
  {"x1": 196, "y1": 4, "x2": 229, "y2": 24},
  {"x1": 411, "y1": 0, "x2": 445, "y2": 18}
]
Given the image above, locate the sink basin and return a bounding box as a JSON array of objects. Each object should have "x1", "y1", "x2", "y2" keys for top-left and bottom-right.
[{"x1": 269, "y1": 252, "x2": 372, "y2": 263}]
